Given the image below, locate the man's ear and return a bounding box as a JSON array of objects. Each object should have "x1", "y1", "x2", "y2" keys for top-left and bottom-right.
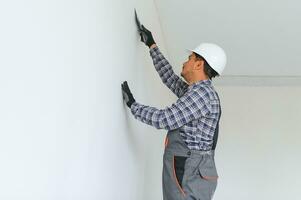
[{"x1": 193, "y1": 60, "x2": 204, "y2": 70}]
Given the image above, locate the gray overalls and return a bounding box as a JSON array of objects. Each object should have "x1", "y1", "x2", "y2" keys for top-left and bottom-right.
[{"x1": 162, "y1": 98, "x2": 221, "y2": 200}]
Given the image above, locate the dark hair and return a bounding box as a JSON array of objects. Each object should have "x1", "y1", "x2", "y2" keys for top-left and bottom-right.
[{"x1": 194, "y1": 53, "x2": 219, "y2": 80}]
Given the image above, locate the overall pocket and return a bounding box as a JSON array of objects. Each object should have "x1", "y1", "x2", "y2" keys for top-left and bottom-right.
[
  {"x1": 197, "y1": 155, "x2": 219, "y2": 181},
  {"x1": 173, "y1": 155, "x2": 188, "y2": 196}
]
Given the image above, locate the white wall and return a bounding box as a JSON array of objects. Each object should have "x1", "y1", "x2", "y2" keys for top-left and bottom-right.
[
  {"x1": 0, "y1": 0, "x2": 172, "y2": 199},
  {"x1": 215, "y1": 86, "x2": 301, "y2": 200}
]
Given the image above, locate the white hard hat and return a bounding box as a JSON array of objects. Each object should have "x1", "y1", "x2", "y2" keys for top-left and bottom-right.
[{"x1": 187, "y1": 43, "x2": 227, "y2": 75}]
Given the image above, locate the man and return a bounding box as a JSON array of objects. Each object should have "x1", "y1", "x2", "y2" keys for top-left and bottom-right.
[{"x1": 121, "y1": 25, "x2": 226, "y2": 200}]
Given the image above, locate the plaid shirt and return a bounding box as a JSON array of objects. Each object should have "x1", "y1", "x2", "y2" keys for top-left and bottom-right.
[{"x1": 130, "y1": 46, "x2": 221, "y2": 151}]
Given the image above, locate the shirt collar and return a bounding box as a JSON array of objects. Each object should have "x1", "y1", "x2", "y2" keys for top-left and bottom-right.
[{"x1": 188, "y1": 79, "x2": 212, "y2": 90}]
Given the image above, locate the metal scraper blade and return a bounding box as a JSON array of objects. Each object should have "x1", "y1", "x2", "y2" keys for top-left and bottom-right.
[{"x1": 134, "y1": 8, "x2": 142, "y2": 32}]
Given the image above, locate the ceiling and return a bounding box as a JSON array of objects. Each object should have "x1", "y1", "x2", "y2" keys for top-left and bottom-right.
[{"x1": 153, "y1": 0, "x2": 301, "y2": 85}]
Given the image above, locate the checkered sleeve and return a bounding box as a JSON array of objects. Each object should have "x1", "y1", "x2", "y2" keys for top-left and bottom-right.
[
  {"x1": 130, "y1": 88, "x2": 212, "y2": 130},
  {"x1": 149, "y1": 46, "x2": 188, "y2": 98}
]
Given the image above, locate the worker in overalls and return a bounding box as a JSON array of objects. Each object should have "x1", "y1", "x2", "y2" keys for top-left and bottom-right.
[{"x1": 121, "y1": 25, "x2": 227, "y2": 200}]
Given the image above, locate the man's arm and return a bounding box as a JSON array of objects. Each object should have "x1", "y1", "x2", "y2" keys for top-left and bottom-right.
[
  {"x1": 149, "y1": 44, "x2": 189, "y2": 98},
  {"x1": 150, "y1": 44, "x2": 157, "y2": 49},
  {"x1": 130, "y1": 88, "x2": 212, "y2": 130}
]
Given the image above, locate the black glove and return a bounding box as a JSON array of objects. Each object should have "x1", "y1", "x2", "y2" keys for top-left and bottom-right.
[
  {"x1": 121, "y1": 81, "x2": 136, "y2": 108},
  {"x1": 139, "y1": 25, "x2": 156, "y2": 48}
]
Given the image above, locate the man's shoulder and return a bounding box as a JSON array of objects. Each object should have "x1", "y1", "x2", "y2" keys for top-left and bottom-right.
[{"x1": 191, "y1": 85, "x2": 219, "y2": 101}]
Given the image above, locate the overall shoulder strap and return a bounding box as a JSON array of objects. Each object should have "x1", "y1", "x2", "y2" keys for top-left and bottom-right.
[{"x1": 212, "y1": 92, "x2": 222, "y2": 151}]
